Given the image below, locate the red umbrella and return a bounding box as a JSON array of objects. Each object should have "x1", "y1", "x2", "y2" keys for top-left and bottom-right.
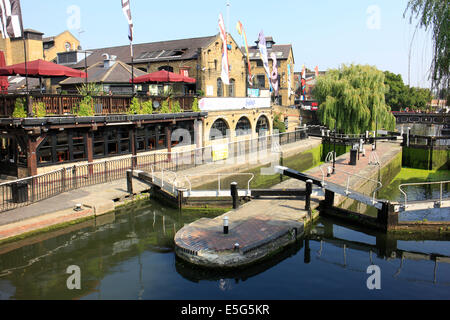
[
  {"x1": 0, "y1": 51, "x2": 9, "y2": 92},
  {"x1": 131, "y1": 69, "x2": 196, "y2": 84},
  {"x1": 0, "y1": 59, "x2": 87, "y2": 78}
]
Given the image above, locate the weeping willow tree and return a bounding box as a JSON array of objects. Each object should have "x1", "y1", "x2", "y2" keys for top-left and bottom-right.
[{"x1": 315, "y1": 64, "x2": 396, "y2": 134}]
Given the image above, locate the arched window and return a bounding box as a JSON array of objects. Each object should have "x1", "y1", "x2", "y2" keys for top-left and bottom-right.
[
  {"x1": 158, "y1": 66, "x2": 174, "y2": 72},
  {"x1": 217, "y1": 78, "x2": 223, "y2": 97},
  {"x1": 235, "y1": 117, "x2": 251, "y2": 136},
  {"x1": 256, "y1": 115, "x2": 269, "y2": 136},
  {"x1": 228, "y1": 79, "x2": 235, "y2": 97},
  {"x1": 210, "y1": 119, "x2": 229, "y2": 140}
]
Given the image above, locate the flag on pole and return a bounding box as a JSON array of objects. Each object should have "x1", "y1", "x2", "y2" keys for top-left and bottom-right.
[
  {"x1": 0, "y1": 0, "x2": 23, "y2": 39},
  {"x1": 258, "y1": 30, "x2": 272, "y2": 91},
  {"x1": 315, "y1": 65, "x2": 319, "y2": 78},
  {"x1": 236, "y1": 21, "x2": 252, "y2": 86},
  {"x1": 218, "y1": 13, "x2": 230, "y2": 85},
  {"x1": 121, "y1": 0, "x2": 134, "y2": 56},
  {"x1": 288, "y1": 64, "x2": 292, "y2": 98},
  {"x1": 301, "y1": 64, "x2": 306, "y2": 79},
  {"x1": 270, "y1": 52, "x2": 278, "y2": 96}
]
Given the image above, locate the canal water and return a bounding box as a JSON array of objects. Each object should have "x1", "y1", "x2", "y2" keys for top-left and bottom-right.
[{"x1": 0, "y1": 199, "x2": 449, "y2": 300}]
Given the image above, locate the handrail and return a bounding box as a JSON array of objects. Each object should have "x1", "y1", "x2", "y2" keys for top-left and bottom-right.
[
  {"x1": 329, "y1": 166, "x2": 383, "y2": 204},
  {"x1": 399, "y1": 180, "x2": 450, "y2": 208},
  {"x1": 182, "y1": 173, "x2": 255, "y2": 194}
]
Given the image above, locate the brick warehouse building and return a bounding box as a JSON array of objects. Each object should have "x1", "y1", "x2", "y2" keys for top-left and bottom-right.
[{"x1": 65, "y1": 34, "x2": 248, "y2": 99}]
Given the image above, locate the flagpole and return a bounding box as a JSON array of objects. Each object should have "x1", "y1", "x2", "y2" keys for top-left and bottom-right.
[
  {"x1": 18, "y1": 12, "x2": 30, "y2": 115},
  {"x1": 131, "y1": 43, "x2": 134, "y2": 96}
]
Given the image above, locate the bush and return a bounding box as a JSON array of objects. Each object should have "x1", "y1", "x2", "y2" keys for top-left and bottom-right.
[
  {"x1": 160, "y1": 100, "x2": 170, "y2": 114},
  {"x1": 273, "y1": 113, "x2": 286, "y2": 133},
  {"x1": 127, "y1": 97, "x2": 141, "y2": 115},
  {"x1": 141, "y1": 100, "x2": 153, "y2": 114},
  {"x1": 12, "y1": 98, "x2": 27, "y2": 118},
  {"x1": 192, "y1": 98, "x2": 200, "y2": 112},
  {"x1": 75, "y1": 96, "x2": 95, "y2": 116},
  {"x1": 33, "y1": 102, "x2": 47, "y2": 118},
  {"x1": 172, "y1": 100, "x2": 182, "y2": 113}
]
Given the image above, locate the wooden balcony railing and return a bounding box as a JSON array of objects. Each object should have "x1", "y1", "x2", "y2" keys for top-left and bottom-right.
[{"x1": 0, "y1": 94, "x2": 196, "y2": 117}]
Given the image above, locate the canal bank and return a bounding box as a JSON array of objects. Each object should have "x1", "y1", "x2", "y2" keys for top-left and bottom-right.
[
  {"x1": 0, "y1": 137, "x2": 322, "y2": 244},
  {"x1": 174, "y1": 142, "x2": 406, "y2": 268}
]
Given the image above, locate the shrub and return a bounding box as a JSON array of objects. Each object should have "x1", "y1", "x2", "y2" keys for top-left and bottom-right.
[
  {"x1": 172, "y1": 100, "x2": 182, "y2": 113},
  {"x1": 273, "y1": 113, "x2": 286, "y2": 133},
  {"x1": 141, "y1": 100, "x2": 153, "y2": 114},
  {"x1": 75, "y1": 96, "x2": 95, "y2": 116},
  {"x1": 192, "y1": 98, "x2": 200, "y2": 112},
  {"x1": 12, "y1": 98, "x2": 27, "y2": 118},
  {"x1": 127, "y1": 97, "x2": 141, "y2": 115},
  {"x1": 33, "y1": 102, "x2": 47, "y2": 118},
  {"x1": 160, "y1": 100, "x2": 170, "y2": 113}
]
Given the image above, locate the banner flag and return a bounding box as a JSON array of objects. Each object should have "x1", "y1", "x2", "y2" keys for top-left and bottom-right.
[
  {"x1": 258, "y1": 30, "x2": 272, "y2": 91},
  {"x1": 288, "y1": 64, "x2": 292, "y2": 98},
  {"x1": 0, "y1": 0, "x2": 23, "y2": 39},
  {"x1": 121, "y1": 0, "x2": 134, "y2": 56},
  {"x1": 270, "y1": 52, "x2": 278, "y2": 96},
  {"x1": 315, "y1": 65, "x2": 319, "y2": 78},
  {"x1": 237, "y1": 21, "x2": 253, "y2": 86},
  {"x1": 218, "y1": 13, "x2": 230, "y2": 85}
]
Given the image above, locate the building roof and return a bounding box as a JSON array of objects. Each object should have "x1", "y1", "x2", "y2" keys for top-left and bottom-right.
[
  {"x1": 247, "y1": 44, "x2": 292, "y2": 61},
  {"x1": 24, "y1": 28, "x2": 44, "y2": 35},
  {"x1": 71, "y1": 35, "x2": 218, "y2": 69},
  {"x1": 60, "y1": 60, "x2": 147, "y2": 85}
]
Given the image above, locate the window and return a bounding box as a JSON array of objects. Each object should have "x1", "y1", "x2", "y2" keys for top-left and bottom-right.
[
  {"x1": 228, "y1": 79, "x2": 235, "y2": 97},
  {"x1": 210, "y1": 119, "x2": 229, "y2": 140},
  {"x1": 55, "y1": 132, "x2": 69, "y2": 163},
  {"x1": 256, "y1": 75, "x2": 266, "y2": 89},
  {"x1": 235, "y1": 117, "x2": 251, "y2": 136},
  {"x1": 158, "y1": 66, "x2": 174, "y2": 72},
  {"x1": 37, "y1": 136, "x2": 53, "y2": 164},
  {"x1": 217, "y1": 78, "x2": 223, "y2": 97},
  {"x1": 157, "y1": 126, "x2": 166, "y2": 149},
  {"x1": 256, "y1": 61, "x2": 264, "y2": 67},
  {"x1": 93, "y1": 130, "x2": 105, "y2": 157},
  {"x1": 256, "y1": 116, "x2": 269, "y2": 136},
  {"x1": 71, "y1": 131, "x2": 86, "y2": 160}
]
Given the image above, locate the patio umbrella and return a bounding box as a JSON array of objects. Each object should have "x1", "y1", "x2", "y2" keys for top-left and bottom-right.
[
  {"x1": 0, "y1": 59, "x2": 87, "y2": 78},
  {"x1": 0, "y1": 51, "x2": 9, "y2": 93},
  {"x1": 130, "y1": 69, "x2": 196, "y2": 84}
]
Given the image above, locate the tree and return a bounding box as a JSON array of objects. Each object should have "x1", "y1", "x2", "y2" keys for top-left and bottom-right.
[
  {"x1": 404, "y1": 0, "x2": 449, "y2": 90},
  {"x1": 314, "y1": 64, "x2": 395, "y2": 134},
  {"x1": 384, "y1": 70, "x2": 433, "y2": 111}
]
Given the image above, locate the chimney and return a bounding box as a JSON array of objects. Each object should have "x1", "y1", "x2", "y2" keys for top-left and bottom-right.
[{"x1": 102, "y1": 53, "x2": 116, "y2": 69}]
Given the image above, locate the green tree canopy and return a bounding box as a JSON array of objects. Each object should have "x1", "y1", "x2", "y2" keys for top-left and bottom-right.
[
  {"x1": 315, "y1": 64, "x2": 396, "y2": 134},
  {"x1": 404, "y1": 0, "x2": 449, "y2": 91},
  {"x1": 384, "y1": 70, "x2": 433, "y2": 111}
]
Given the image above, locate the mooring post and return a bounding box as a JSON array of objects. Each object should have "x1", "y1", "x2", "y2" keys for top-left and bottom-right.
[
  {"x1": 231, "y1": 182, "x2": 239, "y2": 209},
  {"x1": 304, "y1": 239, "x2": 311, "y2": 264},
  {"x1": 126, "y1": 169, "x2": 133, "y2": 195},
  {"x1": 223, "y1": 216, "x2": 229, "y2": 234},
  {"x1": 305, "y1": 179, "x2": 313, "y2": 217},
  {"x1": 324, "y1": 189, "x2": 335, "y2": 209}
]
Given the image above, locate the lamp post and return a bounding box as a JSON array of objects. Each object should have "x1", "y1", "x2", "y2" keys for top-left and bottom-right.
[{"x1": 333, "y1": 107, "x2": 339, "y2": 174}]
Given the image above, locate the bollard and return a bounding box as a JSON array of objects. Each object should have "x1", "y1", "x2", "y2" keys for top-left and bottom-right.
[
  {"x1": 231, "y1": 182, "x2": 239, "y2": 209},
  {"x1": 234, "y1": 243, "x2": 240, "y2": 251},
  {"x1": 223, "y1": 216, "x2": 229, "y2": 234},
  {"x1": 305, "y1": 180, "x2": 312, "y2": 216},
  {"x1": 126, "y1": 169, "x2": 133, "y2": 195}
]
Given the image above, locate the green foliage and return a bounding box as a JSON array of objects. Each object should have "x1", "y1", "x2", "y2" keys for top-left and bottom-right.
[
  {"x1": 384, "y1": 71, "x2": 433, "y2": 111},
  {"x1": 127, "y1": 98, "x2": 154, "y2": 115},
  {"x1": 127, "y1": 97, "x2": 141, "y2": 115},
  {"x1": 315, "y1": 64, "x2": 396, "y2": 134},
  {"x1": 76, "y1": 83, "x2": 103, "y2": 96},
  {"x1": 273, "y1": 112, "x2": 286, "y2": 133},
  {"x1": 171, "y1": 100, "x2": 182, "y2": 113},
  {"x1": 32, "y1": 102, "x2": 47, "y2": 118},
  {"x1": 12, "y1": 98, "x2": 27, "y2": 118},
  {"x1": 141, "y1": 100, "x2": 153, "y2": 114},
  {"x1": 160, "y1": 100, "x2": 170, "y2": 113},
  {"x1": 74, "y1": 96, "x2": 95, "y2": 116},
  {"x1": 192, "y1": 97, "x2": 200, "y2": 112},
  {"x1": 404, "y1": 0, "x2": 449, "y2": 90}
]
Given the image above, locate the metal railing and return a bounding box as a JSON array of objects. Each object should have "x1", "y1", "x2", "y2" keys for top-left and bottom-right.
[
  {"x1": 399, "y1": 180, "x2": 450, "y2": 209},
  {"x1": 0, "y1": 128, "x2": 309, "y2": 213}
]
